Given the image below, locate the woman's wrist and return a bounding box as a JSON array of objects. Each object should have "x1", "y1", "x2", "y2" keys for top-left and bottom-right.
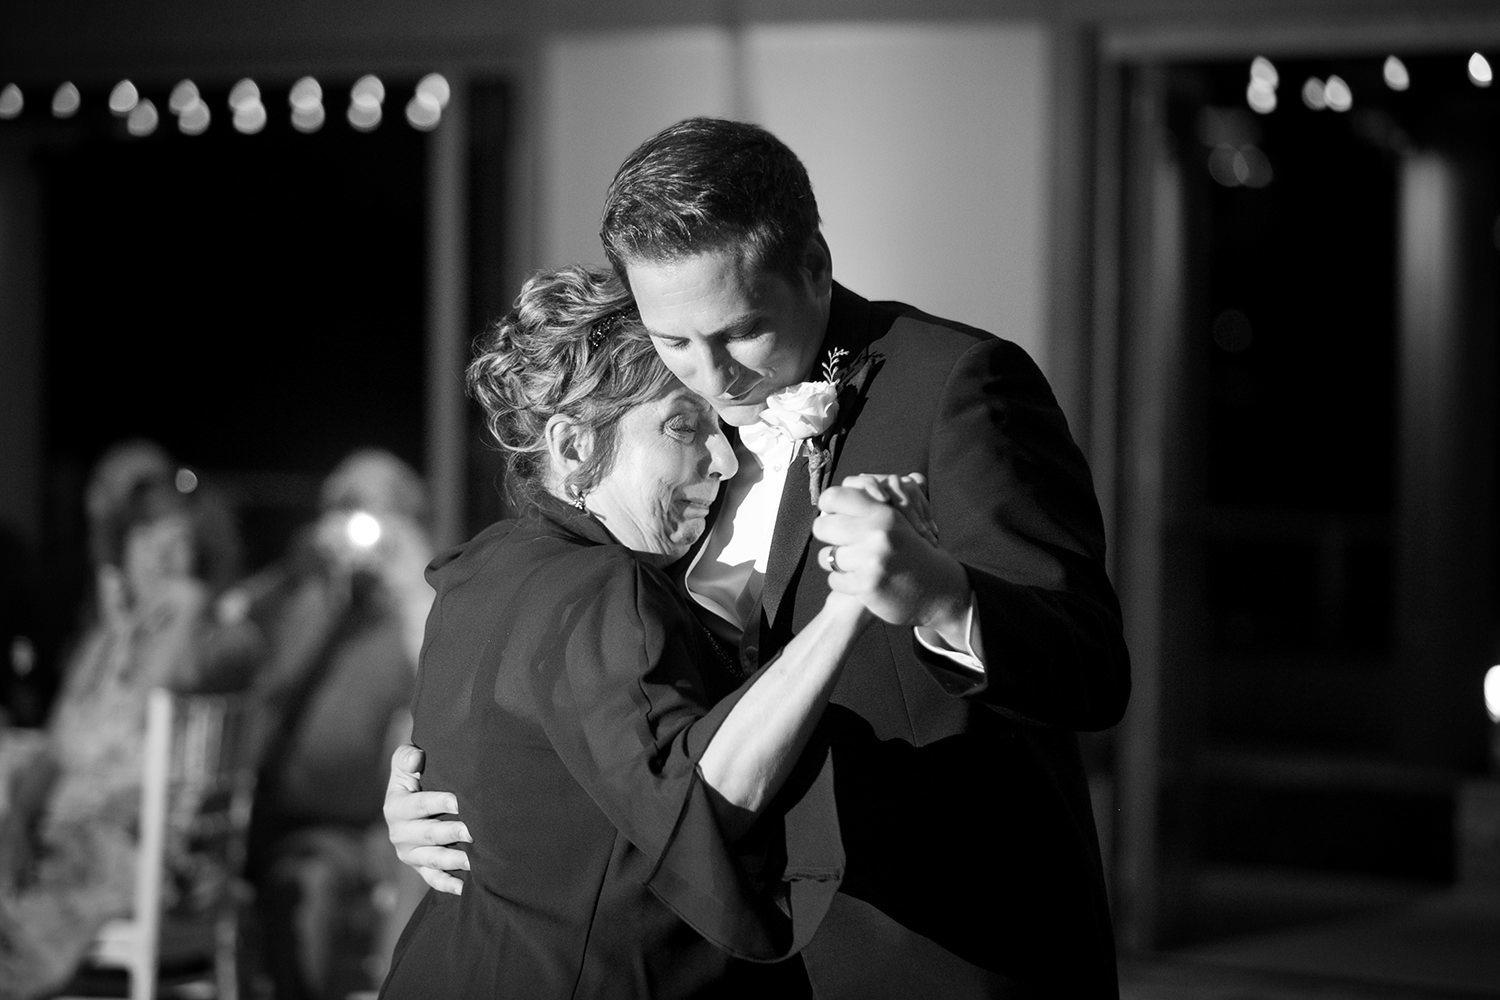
[{"x1": 822, "y1": 590, "x2": 870, "y2": 628}]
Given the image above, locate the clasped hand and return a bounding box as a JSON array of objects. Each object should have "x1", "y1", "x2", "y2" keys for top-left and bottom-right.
[{"x1": 813, "y1": 473, "x2": 970, "y2": 639}]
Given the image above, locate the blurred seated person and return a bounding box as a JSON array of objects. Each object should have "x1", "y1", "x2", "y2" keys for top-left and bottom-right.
[
  {"x1": 234, "y1": 448, "x2": 434, "y2": 1000},
  {"x1": 0, "y1": 442, "x2": 261, "y2": 1000},
  {"x1": 0, "y1": 518, "x2": 43, "y2": 730}
]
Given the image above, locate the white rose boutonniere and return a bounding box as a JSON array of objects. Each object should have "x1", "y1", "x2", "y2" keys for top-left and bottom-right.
[
  {"x1": 761, "y1": 379, "x2": 840, "y2": 441},
  {"x1": 757, "y1": 348, "x2": 853, "y2": 504}
]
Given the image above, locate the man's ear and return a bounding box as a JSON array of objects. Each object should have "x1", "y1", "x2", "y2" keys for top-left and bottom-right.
[
  {"x1": 544, "y1": 414, "x2": 593, "y2": 479},
  {"x1": 802, "y1": 232, "x2": 833, "y2": 297}
]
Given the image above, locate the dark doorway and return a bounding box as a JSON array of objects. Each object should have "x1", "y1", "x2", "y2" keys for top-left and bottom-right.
[{"x1": 1113, "y1": 48, "x2": 1500, "y2": 982}]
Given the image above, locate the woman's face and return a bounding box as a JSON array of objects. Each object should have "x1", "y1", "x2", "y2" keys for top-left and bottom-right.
[
  {"x1": 123, "y1": 511, "x2": 195, "y2": 602},
  {"x1": 586, "y1": 385, "x2": 738, "y2": 565}
]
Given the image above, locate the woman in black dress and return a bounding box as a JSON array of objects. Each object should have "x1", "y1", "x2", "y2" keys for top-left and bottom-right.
[{"x1": 378, "y1": 265, "x2": 919, "y2": 999}]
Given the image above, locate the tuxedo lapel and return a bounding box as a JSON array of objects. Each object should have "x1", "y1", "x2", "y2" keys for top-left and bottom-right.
[
  {"x1": 823, "y1": 348, "x2": 884, "y2": 484},
  {"x1": 750, "y1": 285, "x2": 892, "y2": 647}
]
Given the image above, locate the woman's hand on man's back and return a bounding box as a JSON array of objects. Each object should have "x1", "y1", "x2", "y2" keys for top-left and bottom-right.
[{"x1": 384, "y1": 743, "x2": 472, "y2": 895}]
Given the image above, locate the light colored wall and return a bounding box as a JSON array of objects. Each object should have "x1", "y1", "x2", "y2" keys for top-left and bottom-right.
[
  {"x1": 748, "y1": 21, "x2": 1050, "y2": 361},
  {"x1": 540, "y1": 27, "x2": 738, "y2": 271},
  {"x1": 540, "y1": 20, "x2": 1052, "y2": 366}
]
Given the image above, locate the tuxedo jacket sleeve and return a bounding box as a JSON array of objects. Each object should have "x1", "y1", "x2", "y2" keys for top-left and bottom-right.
[{"x1": 926, "y1": 328, "x2": 1130, "y2": 730}]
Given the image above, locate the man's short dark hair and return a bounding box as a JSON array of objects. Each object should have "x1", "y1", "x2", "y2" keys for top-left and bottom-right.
[{"x1": 600, "y1": 117, "x2": 821, "y2": 287}]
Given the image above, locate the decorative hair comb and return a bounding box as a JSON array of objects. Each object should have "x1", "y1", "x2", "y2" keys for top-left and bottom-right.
[{"x1": 587, "y1": 309, "x2": 634, "y2": 350}]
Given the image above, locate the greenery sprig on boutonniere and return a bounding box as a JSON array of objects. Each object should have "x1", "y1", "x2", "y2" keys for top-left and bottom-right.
[{"x1": 757, "y1": 347, "x2": 862, "y2": 504}]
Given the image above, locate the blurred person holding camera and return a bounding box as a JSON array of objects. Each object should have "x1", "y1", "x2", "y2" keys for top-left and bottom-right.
[{"x1": 234, "y1": 447, "x2": 433, "y2": 1000}]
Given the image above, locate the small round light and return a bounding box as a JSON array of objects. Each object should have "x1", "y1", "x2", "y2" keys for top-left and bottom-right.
[
  {"x1": 346, "y1": 511, "x2": 382, "y2": 549},
  {"x1": 1485, "y1": 665, "x2": 1500, "y2": 723},
  {"x1": 1249, "y1": 56, "x2": 1279, "y2": 90},
  {"x1": 351, "y1": 74, "x2": 385, "y2": 109},
  {"x1": 1207, "y1": 145, "x2": 1242, "y2": 187},
  {"x1": 415, "y1": 72, "x2": 451, "y2": 108},
  {"x1": 126, "y1": 99, "x2": 159, "y2": 137},
  {"x1": 289, "y1": 76, "x2": 323, "y2": 112},
  {"x1": 0, "y1": 84, "x2": 23, "y2": 119},
  {"x1": 52, "y1": 82, "x2": 81, "y2": 118},
  {"x1": 1247, "y1": 79, "x2": 1277, "y2": 114},
  {"x1": 291, "y1": 104, "x2": 326, "y2": 133},
  {"x1": 405, "y1": 93, "x2": 441, "y2": 131},
  {"x1": 1302, "y1": 77, "x2": 1327, "y2": 110},
  {"x1": 178, "y1": 99, "x2": 211, "y2": 135},
  {"x1": 1239, "y1": 146, "x2": 1273, "y2": 188},
  {"x1": 1383, "y1": 55, "x2": 1410, "y2": 91},
  {"x1": 228, "y1": 78, "x2": 261, "y2": 111},
  {"x1": 10, "y1": 636, "x2": 35, "y2": 677},
  {"x1": 233, "y1": 102, "x2": 268, "y2": 135},
  {"x1": 1469, "y1": 52, "x2": 1493, "y2": 88},
  {"x1": 1324, "y1": 75, "x2": 1353, "y2": 112},
  {"x1": 348, "y1": 100, "x2": 382, "y2": 131},
  {"x1": 108, "y1": 79, "x2": 139, "y2": 116},
  {"x1": 169, "y1": 80, "x2": 200, "y2": 114}
]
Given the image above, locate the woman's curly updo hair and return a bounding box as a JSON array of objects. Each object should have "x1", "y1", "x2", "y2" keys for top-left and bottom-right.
[{"x1": 466, "y1": 264, "x2": 675, "y2": 508}]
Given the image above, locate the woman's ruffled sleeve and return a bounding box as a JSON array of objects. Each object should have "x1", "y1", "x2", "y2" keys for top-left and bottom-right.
[{"x1": 526, "y1": 552, "x2": 842, "y2": 961}]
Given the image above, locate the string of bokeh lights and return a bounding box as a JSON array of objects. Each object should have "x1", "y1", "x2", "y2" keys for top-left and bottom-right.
[
  {"x1": 1207, "y1": 51, "x2": 1496, "y2": 190},
  {"x1": 1243, "y1": 51, "x2": 1492, "y2": 116},
  {"x1": 0, "y1": 72, "x2": 452, "y2": 136}
]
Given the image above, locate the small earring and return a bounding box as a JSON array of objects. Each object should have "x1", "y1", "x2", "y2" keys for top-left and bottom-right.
[{"x1": 571, "y1": 487, "x2": 588, "y2": 511}]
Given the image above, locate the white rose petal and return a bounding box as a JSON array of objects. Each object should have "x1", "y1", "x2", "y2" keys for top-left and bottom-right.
[{"x1": 762, "y1": 381, "x2": 839, "y2": 440}]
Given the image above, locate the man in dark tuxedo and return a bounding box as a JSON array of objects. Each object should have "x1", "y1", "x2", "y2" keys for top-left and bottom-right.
[{"x1": 383, "y1": 116, "x2": 1130, "y2": 997}]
